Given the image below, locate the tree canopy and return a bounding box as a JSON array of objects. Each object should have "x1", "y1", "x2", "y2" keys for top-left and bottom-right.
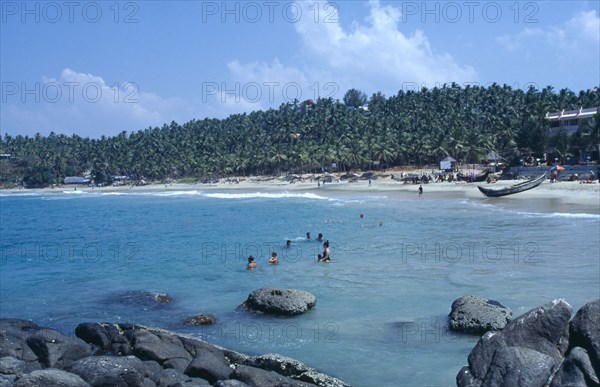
[{"x1": 1, "y1": 84, "x2": 599, "y2": 188}]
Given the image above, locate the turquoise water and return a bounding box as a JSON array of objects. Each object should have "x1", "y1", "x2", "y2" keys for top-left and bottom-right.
[{"x1": 1, "y1": 188, "x2": 599, "y2": 386}]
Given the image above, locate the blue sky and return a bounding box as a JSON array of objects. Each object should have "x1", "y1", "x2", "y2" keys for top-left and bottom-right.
[{"x1": 1, "y1": 0, "x2": 599, "y2": 138}]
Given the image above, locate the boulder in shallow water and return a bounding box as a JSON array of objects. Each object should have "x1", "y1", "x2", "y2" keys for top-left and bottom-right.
[
  {"x1": 449, "y1": 295, "x2": 512, "y2": 334},
  {"x1": 242, "y1": 288, "x2": 316, "y2": 316},
  {"x1": 184, "y1": 314, "x2": 216, "y2": 326},
  {"x1": 456, "y1": 298, "x2": 572, "y2": 387}
]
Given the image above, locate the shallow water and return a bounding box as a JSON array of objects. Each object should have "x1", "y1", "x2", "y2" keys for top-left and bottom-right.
[{"x1": 1, "y1": 189, "x2": 599, "y2": 386}]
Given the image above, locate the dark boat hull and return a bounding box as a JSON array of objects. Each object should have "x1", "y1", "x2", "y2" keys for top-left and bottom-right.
[
  {"x1": 458, "y1": 169, "x2": 490, "y2": 182},
  {"x1": 477, "y1": 173, "x2": 546, "y2": 197}
]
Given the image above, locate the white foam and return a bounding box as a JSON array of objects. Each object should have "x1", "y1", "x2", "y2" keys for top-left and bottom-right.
[{"x1": 203, "y1": 192, "x2": 332, "y2": 201}]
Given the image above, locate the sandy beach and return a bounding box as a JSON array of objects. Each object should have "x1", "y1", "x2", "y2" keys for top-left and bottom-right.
[{"x1": 2, "y1": 169, "x2": 599, "y2": 209}]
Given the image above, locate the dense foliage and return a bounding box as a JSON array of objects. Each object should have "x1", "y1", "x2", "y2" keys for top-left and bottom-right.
[{"x1": 1, "y1": 83, "x2": 599, "y2": 187}]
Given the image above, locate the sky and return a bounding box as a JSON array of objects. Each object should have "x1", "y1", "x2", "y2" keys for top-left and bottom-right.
[{"x1": 1, "y1": 0, "x2": 599, "y2": 138}]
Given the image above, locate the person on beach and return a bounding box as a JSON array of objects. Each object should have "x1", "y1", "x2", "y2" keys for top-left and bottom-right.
[
  {"x1": 318, "y1": 240, "x2": 331, "y2": 262},
  {"x1": 418, "y1": 185, "x2": 423, "y2": 197},
  {"x1": 269, "y1": 252, "x2": 279, "y2": 265},
  {"x1": 247, "y1": 256, "x2": 257, "y2": 270}
]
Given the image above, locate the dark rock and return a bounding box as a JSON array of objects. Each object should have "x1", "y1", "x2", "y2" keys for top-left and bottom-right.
[
  {"x1": 245, "y1": 354, "x2": 310, "y2": 377},
  {"x1": 569, "y1": 299, "x2": 600, "y2": 374},
  {"x1": 26, "y1": 329, "x2": 92, "y2": 369},
  {"x1": 75, "y1": 323, "x2": 112, "y2": 350},
  {"x1": 245, "y1": 354, "x2": 349, "y2": 386},
  {"x1": 550, "y1": 346, "x2": 599, "y2": 386},
  {"x1": 154, "y1": 368, "x2": 210, "y2": 386},
  {"x1": 213, "y1": 380, "x2": 250, "y2": 387},
  {"x1": 66, "y1": 355, "x2": 147, "y2": 387},
  {"x1": 449, "y1": 295, "x2": 512, "y2": 334},
  {"x1": 131, "y1": 330, "x2": 192, "y2": 367},
  {"x1": 457, "y1": 298, "x2": 572, "y2": 387},
  {"x1": 0, "y1": 319, "x2": 41, "y2": 364},
  {"x1": 110, "y1": 291, "x2": 173, "y2": 308},
  {"x1": 13, "y1": 369, "x2": 90, "y2": 387},
  {"x1": 184, "y1": 351, "x2": 233, "y2": 384},
  {"x1": 183, "y1": 315, "x2": 216, "y2": 326},
  {"x1": 231, "y1": 365, "x2": 312, "y2": 387},
  {"x1": 0, "y1": 373, "x2": 17, "y2": 386},
  {"x1": 242, "y1": 289, "x2": 316, "y2": 316},
  {"x1": 0, "y1": 356, "x2": 27, "y2": 376}
]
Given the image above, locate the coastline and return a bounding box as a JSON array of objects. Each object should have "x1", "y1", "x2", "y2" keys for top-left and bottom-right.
[{"x1": 2, "y1": 172, "x2": 599, "y2": 210}]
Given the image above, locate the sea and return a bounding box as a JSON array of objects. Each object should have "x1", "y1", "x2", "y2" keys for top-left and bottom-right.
[{"x1": 1, "y1": 186, "x2": 599, "y2": 386}]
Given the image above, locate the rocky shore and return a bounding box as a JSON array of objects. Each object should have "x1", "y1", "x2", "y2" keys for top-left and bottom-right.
[
  {"x1": 0, "y1": 318, "x2": 349, "y2": 387},
  {"x1": 456, "y1": 298, "x2": 600, "y2": 386}
]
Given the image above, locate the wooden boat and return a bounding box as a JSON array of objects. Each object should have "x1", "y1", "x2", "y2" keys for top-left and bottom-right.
[
  {"x1": 477, "y1": 173, "x2": 546, "y2": 197},
  {"x1": 457, "y1": 169, "x2": 490, "y2": 182}
]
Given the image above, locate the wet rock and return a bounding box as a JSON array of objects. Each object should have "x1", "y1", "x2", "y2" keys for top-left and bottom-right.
[
  {"x1": 231, "y1": 365, "x2": 311, "y2": 387},
  {"x1": 184, "y1": 350, "x2": 232, "y2": 384},
  {"x1": 14, "y1": 369, "x2": 90, "y2": 387},
  {"x1": 457, "y1": 298, "x2": 572, "y2": 387},
  {"x1": 242, "y1": 288, "x2": 316, "y2": 316},
  {"x1": 26, "y1": 329, "x2": 92, "y2": 369},
  {"x1": 449, "y1": 295, "x2": 512, "y2": 334},
  {"x1": 66, "y1": 355, "x2": 147, "y2": 387},
  {"x1": 183, "y1": 315, "x2": 216, "y2": 326}
]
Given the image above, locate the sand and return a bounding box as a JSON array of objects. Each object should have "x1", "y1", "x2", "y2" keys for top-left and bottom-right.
[{"x1": 2, "y1": 169, "x2": 599, "y2": 209}]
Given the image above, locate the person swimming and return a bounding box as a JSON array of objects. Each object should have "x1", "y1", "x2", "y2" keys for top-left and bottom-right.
[
  {"x1": 316, "y1": 233, "x2": 323, "y2": 242},
  {"x1": 306, "y1": 232, "x2": 312, "y2": 240},
  {"x1": 318, "y1": 240, "x2": 330, "y2": 262},
  {"x1": 286, "y1": 240, "x2": 292, "y2": 248},
  {"x1": 269, "y1": 252, "x2": 279, "y2": 265},
  {"x1": 247, "y1": 256, "x2": 257, "y2": 270}
]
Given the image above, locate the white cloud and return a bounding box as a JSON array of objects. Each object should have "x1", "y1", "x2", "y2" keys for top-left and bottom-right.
[
  {"x1": 497, "y1": 10, "x2": 600, "y2": 51},
  {"x1": 224, "y1": 0, "x2": 477, "y2": 103},
  {"x1": 2, "y1": 68, "x2": 189, "y2": 138}
]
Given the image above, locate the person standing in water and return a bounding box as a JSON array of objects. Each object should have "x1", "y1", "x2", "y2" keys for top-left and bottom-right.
[
  {"x1": 247, "y1": 256, "x2": 257, "y2": 270},
  {"x1": 418, "y1": 185, "x2": 423, "y2": 198},
  {"x1": 269, "y1": 252, "x2": 279, "y2": 265},
  {"x1": 318, "y1": 240, "x2": 331, "y2": 262}
]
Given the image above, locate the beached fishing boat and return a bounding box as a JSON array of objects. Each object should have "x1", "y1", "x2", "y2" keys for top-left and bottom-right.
[
  {"x1": 457, "y1": 169, "x2": 490, "y2": 182},
  {"x1": 477, "y1": 173, "x2": 547, "y2": 197}
]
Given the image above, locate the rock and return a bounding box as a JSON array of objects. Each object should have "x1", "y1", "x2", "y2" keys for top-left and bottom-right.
[
  {"x1": 66, "y1": 355, "x2": 147, "y2": 387},
  {"x1": 26, "y1": 329, "x2": 92, "y2": 369},
  {"x1": 14, "y1": 369, "x2": 90, "y2": 387},
  {"x1": 550, "y1": 346, "x2": 599, "y2": 386},
  {"x1": 154, "y1": 368, "x2": 210, "y2": 386},
  {"x1": 0, "y1": 356, "x2": 27, "y2": 376},
  {"x1": 456, "y1": 298, "x2": 572, "y2": 387},
  {"x1": 569, "y1": 299, "x2": 600, "y2": 373},
  {"x1": 110, "y1": 291, "x2": 173, "y2": 308},
  {"x1": 75, "y1": 323, "x2": 112, "y2": 351},
  {"x1": 245, "y1": 354, "x2": 349, "y2": 387},
  {"x1": 449, "y1": 295, "x2": 512, "y2": 334},
  {"x1": 0, "y1": 374, "x2": 17, "y2": 386},
  {"x1": 231, "y1": 365, "x2": 312, "y2": 387},
  {"x1": 242, "y1": 288, "x2": 316, "y2": 316},
  {"x1": 183, "y1": 315, "x2": 216, "y2": 326},
  {"x1": 213, "y1": 380, "x2": 250, "y2": 387},
  {"x1": 184, "y1": 350, "x2": 232, "y2": 384},
  {"x1": 131, "y1": 330, "x2": 192, "y2": 368},
  {"x1": 0, "y1": 319, "x2": 42, "y2": 367}
]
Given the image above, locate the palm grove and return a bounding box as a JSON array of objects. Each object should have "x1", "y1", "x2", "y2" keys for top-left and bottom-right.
[{"x1": 1, "y1": 83, "x2": 599, "y2": 188}]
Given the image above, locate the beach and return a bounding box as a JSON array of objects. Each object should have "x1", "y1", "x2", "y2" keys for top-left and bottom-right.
[{"x1": 3, "y1": 169, "x2": 599, "y2": 209}]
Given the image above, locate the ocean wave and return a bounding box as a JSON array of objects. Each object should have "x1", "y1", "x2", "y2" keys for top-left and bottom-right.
[{"x1": 203, "y1": 192, "x2": 333, "y2": 201}]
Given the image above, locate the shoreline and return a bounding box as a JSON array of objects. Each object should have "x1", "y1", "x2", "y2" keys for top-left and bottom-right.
[{"x1": 2, "y1": 173, "x2": 599, "y2": 209}]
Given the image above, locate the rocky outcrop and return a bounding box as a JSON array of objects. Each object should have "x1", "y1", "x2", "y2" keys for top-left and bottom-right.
[
  {"x1": 242, "y1": 288, "x2": 317, "y2": 316},
  {"x1": 184, "y1": 314, "x2": 216, "y2": 326},
  {"x1": 457, "y1": 298, "x2": 600, "y2": 387},
  {"x1": 0, "y1": 319, "x2": 349, "y2": 387},
  {"x1": 449, "y1": 295, "x2": 512, "y2": 334}
]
